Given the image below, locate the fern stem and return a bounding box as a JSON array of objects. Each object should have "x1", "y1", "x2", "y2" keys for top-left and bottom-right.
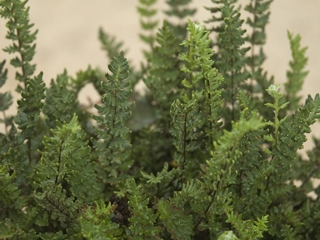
[
  {"x1": 188, "y1": 42, "x2": 194, "y2": 99},
  {"x1": 183, "y1": 112, "x2": 187, "y2": 170},
  {"x1": 55, "y1": 139, "x2": 64, "y2": 184},
  {"x1": 194, "y1": 181, "x2": 220, "y2": 232}
]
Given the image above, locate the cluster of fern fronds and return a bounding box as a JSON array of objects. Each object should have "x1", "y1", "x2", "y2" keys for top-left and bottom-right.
[{"x1": 1, "y1": 0, "x2": 320, "y2": 239}]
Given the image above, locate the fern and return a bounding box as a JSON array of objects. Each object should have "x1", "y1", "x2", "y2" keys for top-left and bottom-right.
[
  {"x1": 43, "y1": 70, "x2": 79, "y2": 129},
  {"x1": 137, "y1": 0, "x2": 158, "y2": 56},
  {"x1": 285, "y1": 31, "x2": 309, "y2": 112},
  {"x1": 0, "y1": 60, "x2": 13, "y2": 134},
  {"x1": 15, "y1": 72, "x2": 45, "y2": 145},
  {"x1": 126, "y1": 178, "x2": 161, "y2": 239},
  {"x1": 1, "y1": 0, "x2": 320, "y2": 239},
  {"x1": 79, "y1": 200, "x2": 123, "y2": 239},
  {"x1": 245, "y1": 0, "x2": 274, "y2": 95},
  {"x1": 92, "y1": 51, "x2": 134, "y2": 192},
  {"x1": 164, "y1": 0, "x2": 196, "y2": 42},
  {"x1": 170, "y1": 96, "x2": 203, "y2": 180},
  {"x1": 0, "y1": 0, "x2": 38, "y2": 91},
  {"x1": 33, "y1": 114, "x2": 100, "y2": 235},
  {"x1": 98, "y1": 27, "x2": 126, "y2": 61}
]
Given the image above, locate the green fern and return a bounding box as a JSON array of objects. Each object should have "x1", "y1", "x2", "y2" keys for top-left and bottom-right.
[
  {"x1": 137, "y1": 0, "x2": 158, "y2": 56},
  {"x1": 164, "y1": 0, "x2": 196, "y2": 42},
  {"x1": 245, "y1": 0, "x2": 274, "y2": 94},
  {"x1": 0, "y1": 0, "x2": 38, "y2": 92},
  {"x1": 1, "y1": 0, "x2": 320, "y2": 239},
  {"x1": 92, "y1": 51, "x2": 134, "y2": 192},
  {"x1": 285, "y1": 31, "x2": 309, "y2": 111},
  {"x1": 0, "y1": 60, "x2": 13, "y2": 134},
  {"x1": 98, "y1": 27, "x2": 126, "y2": 61}
]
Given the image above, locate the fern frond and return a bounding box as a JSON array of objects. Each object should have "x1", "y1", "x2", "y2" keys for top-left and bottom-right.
[
  {"x1": 137, "y1": 0, "x2": 158, "y2": 55},
  {"x1": 79, "y1": 201, "x2": 123, "y2": 239},
  {"x1": 43, "y1": 70, "x2": 79, "y2": 129},
  {"x1": 207, "y1": 1, "x2": 249, "y2": 125},
  {"x1": 126, "y1": 178, "x2": 161, "y2": 238},
  {"x1": 0, "y1": 165, "x2": 22, "y2": 208},
  {"x1": 164, "y1": 0, "x2": 196, "y2": 42},
  {"x1": 98, "y1": 27, "x2": 125, "y2": 61},
  {"x1": 245, "y1": 0, "x2": 274, "y2": 95},
  {"x1": 0, "y1": 60, "x2": 13, "y2": 134},
  {"x1": 170, "y1": 96, "x2": 202, "y2": 180},
  {"x1": 15, "y1": 71, "x2": 45, "y2": 165},
  {"x1": 0, "y1": 0, "x2": 38, "y2": 91},
  {"x1": 93, "y1": 52, "x2": 134, "y2": 191},
  {"x1": 285, "y1": 31, "x2": 308, "y2": 111},
  {"x1": 158, "y1": 199, "x2": 194, "y2": 239},
  {"x1": 35, "y1": 114, "x2": 100, "y2": 203}
]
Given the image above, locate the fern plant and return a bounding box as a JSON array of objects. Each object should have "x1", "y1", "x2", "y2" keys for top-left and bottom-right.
[{"x1": 1, "y1": 0, "x2": 320, "y2": 239}]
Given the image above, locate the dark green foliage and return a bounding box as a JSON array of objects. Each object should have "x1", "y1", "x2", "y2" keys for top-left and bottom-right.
[
  {"x1": 0, "y1": 0, "x2": 38, "y2": 92},
  {"x1": 92, "y1": 51, "x2": 134, "y2": 193},
  {"x1": 1, "y1": 0, "x2": 320, "y2": 239},
  {"x1": 43, "y1": 71, "x2": 79, "y2": 129},
  {"x1": 16, "y1": 72, "x2": 45, "y2": 140},
  {"x1": 206, "y1": 0, "x2": 250, "y2": 127},
  {"x1": 0, "y1": 60, "x2": 13, "y2": 134},
  {"x1": 233, "y1": 0, "x2": 275, "y2": 122},
  {"x1": 126, "y1": 178, "x2": 161, "y2": 239}
]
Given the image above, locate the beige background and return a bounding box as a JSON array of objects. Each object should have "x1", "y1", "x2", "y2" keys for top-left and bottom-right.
[{"x1": 1, "y1": 1, "x2": 320, "y2": 153}]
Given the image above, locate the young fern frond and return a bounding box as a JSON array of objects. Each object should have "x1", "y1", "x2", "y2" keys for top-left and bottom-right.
[
  {"x1": 0, "y1": 0, "x2": 38, "y2": 91},
  {"x1": 265, "y1": 84, "x2": 289, "y2": 148},
  {"x1": 93, "y1": 51, "x2": 134, "y2": 190},
  {"x1": 285, "y1": 31, "x2": 309, "y2": 112},
  {"x1": 79, "y1": 201, "x2": 123, "y2": 239},
  {"x1": 180, "y1": 19, "x2": 211, "y2": 99},
  {"x1": 224, "y1": 212, "x2": 268, "y2": 239}
]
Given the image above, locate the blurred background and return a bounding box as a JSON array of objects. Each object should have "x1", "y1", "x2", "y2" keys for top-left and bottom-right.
[{"x1": 1, "y1": 0, "x2": 320, "y2": 151}]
